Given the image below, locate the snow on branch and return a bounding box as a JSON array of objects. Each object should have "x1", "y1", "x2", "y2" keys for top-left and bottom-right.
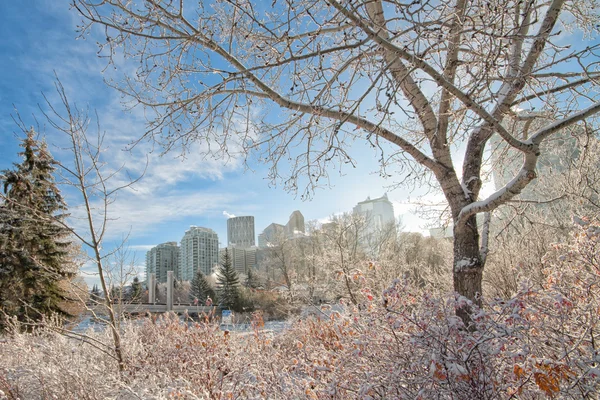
[
  {"x1": 457, "y1": 154, "x2": 538, "y2": 226},
  {"x1": 529, "y1": 101, "x2": 600, "y2": 145},
  {"x1": 458, "y1": 101, "x2": 600, "y2": 225}
]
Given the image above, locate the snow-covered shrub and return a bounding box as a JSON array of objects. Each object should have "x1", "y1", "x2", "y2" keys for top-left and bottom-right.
[
  {"x1": 1, "y1": 219, "x2": 599, "y2": 398},
  {"x1": 277, "y1": 219, "x2": 600, "y2": 398}
]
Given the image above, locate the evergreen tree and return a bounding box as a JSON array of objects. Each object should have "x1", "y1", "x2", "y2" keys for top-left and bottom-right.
[
  {"x1": 129, "y1": 277, "x2": 142, "y2": 303},
  {"x1": 245, "y1": 268, "x2": 261, "y2": 289},
  {"x1": 190, "y1": 269, "x2": 216, "y2": 304},
  {"x1": 90, "y1": 284, "x2": 102, "y2": 303},
  {"x1": 110, "y1": 285, "x2": 121, "y2": 303},
  {"x1": 0, "y1": 130, "x2": 74, "y2": 327},
  {"x1": 216, "y1": 248, "x2": 240, "y2": 311},
  {"x1": 0, "y1": 205, "x2": 22, "y2": 315}
]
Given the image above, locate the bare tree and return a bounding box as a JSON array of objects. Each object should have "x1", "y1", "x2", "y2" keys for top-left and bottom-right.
[
  {"x1": 379, "y1": 231, "x2": 453, "y2": 293},
  {"x1": 260, "y1": 231, "x2": 300, "y2": 302},
  {"x1": 73, "y1": 0, "x2": 600, "y2": 323},
  {"x1": 320, "y1": 213, "x2": 369, "y2": 305},
  {"x1": 41, "y1": 81, "x2": 144, "y2": 372},
  {"x1": 484, "y1": 133, "x2": 600, "y2": 298},
  {"x1": 103, "y1": 244, "x2": 142, "y2": 321}
]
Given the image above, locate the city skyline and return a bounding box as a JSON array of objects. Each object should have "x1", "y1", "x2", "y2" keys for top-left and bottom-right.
[
  {"x1": 0, "y1": 1, "x2": 492, "y2": 288},
  {"x1": 144, "y1": 198, "x2": 396, "y2": 283}
]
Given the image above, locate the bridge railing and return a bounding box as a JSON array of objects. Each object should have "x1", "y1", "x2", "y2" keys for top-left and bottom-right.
[{"x1": 89, "y1": 303, "x2": 216, "y2": 315}]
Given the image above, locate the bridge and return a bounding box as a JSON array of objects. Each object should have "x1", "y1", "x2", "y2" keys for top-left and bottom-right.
[
  {"x1": 92, "y1": 271, "x2": 216, "y2": 315},
  {"x1": 91, "y1": 303, "x2": 215, "y2": 315}
]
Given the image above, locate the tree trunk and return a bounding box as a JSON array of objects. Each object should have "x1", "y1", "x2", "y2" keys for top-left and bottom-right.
[{"x1": 453, "y1": 214, "x2": 483, "y2": 328}]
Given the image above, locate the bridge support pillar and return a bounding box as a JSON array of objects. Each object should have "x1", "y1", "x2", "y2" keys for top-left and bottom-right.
[
  {"x1": 167, "y1": 271, "x2": 174, "y2": 311},
  {"x1": 148, "y1": 273, "x2": 156, "y2": 304}
]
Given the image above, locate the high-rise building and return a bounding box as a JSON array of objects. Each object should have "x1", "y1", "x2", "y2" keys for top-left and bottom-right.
[
  {"x1": 257, "y1": 232, "x2": 267, "y2": 248},
  {"x1": 220, "y1": 246, "x2": 257, "y2": 275},
  {"x1": 258, "y1": 222, "x2": 286, "y2": 248},
  {"x1": 258, "y1": 211, "x2": 306, "y2": 248},
  {"x1": 353, "y1": 194, "x2": 396, "y2": 246},
  {"x1": 145, "y1": 242, "x2": 179, "y2": 284},
  {"x1": 286, "y1": 210, "x2": 305, "y2": 237},
  {"x1": 227, "y1": 216, "x2": 255, "y2": 247},
  {"x1": 179, "y1": 226, "x2": 219, "y2": 281}
]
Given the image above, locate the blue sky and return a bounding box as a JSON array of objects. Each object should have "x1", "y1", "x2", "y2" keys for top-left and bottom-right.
[{"x1": 0, "y1": 1, "x2": 440, "y2": 286}]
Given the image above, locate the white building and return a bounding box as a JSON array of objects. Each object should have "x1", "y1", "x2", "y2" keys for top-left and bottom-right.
[
  {"x1": 179, "y1": 226, "x2": 219, "y2": 281},
  {"x1": 258, "y1": 211, "x2": 306, "y2": 248},
  {"x1": 227, "y1": 216, "x2": 255, "y2": 247},
  {"x1": 286, "y1": 210, "x2": 305, "y2": 237},
  {"x1": 258, "y1": 222, "x2": 286, "y2": 248},
  {"x1": 353, "y1": 194, "x2": 396, "y2": 247},
  {"x1": 145, "y1": 242, "x2": 179, "y2": 284}
]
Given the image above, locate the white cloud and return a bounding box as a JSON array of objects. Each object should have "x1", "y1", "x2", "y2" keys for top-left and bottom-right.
[
  {"x1": 128, "y1": 244, "x2": 157, "y2": 252},
  {"x1": 35, "y1": 63, "x2": 247, "y2": 244},
  {"x1": 316, "y1": 211, "x2": 345, "y2": 224},
  {"x1": 223, "y1": 211, "x2": 236, "y2": 219},
  {"x1": 67, "y1": 190, "x2": 239, "y2": 242}
]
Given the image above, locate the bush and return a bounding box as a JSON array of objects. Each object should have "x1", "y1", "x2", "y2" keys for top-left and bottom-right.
[{"x1": 1, "y1": 220, "x2": 599, "y2": 398}]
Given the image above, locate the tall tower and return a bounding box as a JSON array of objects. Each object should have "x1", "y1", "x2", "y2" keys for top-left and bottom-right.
[
  {"x1": 286, "y1": 210, "x2": 305, "y2": 238},
  {"x1": 220, "y1": 246, "x2": 258, "y2": 275},
  {"x1": 258, "y1": 222, "x2": 286, "y2": 248},
  {"x1": 179, "y1": 226, "x2": 219, "y2": 280},
  {"x1": 227, "y1": 216, "x2": 255, "y2": 248},
  {"x1": 353, "y1": 194, "x2": 396, "y2": 247},
  {"x1": 145, "y1": 242, "x2": 179, "y2": 284}
]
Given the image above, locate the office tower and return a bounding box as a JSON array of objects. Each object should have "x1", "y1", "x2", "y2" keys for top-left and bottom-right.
[
  {"x1": 179, "y1": 226, "x2": 219, "y2": 281},
  {"x1": 353, "y1": 194, "x2": 396, "y2": 246},
  {"x1": 220, "y1": 246, "x2": 258, "y2": 275},
  {"x1": 227, "y1": 216, "x2": 256, "y2": 247},
  {"x1": 258, "y1": 222, "x2": 286, "y2": 248},
  {"x1": 145, "y1": 242, "x2": 179, "y2": 284},
  {"x1": 258, "y1": 210, "x2": 306, "y2": 249},
  {"x1": 286, "y1": 210, "x2": 305, "y2": 237},
  {"x1": 257, "y1": 232, "x2": 267, "y2": 248}
]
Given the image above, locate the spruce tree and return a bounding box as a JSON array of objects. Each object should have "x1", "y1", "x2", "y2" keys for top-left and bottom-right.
[
  {"x1": 0, "y1": 129, "x2": 74, "y2": 326},
  {"x1": 190, "y1": 269, "x2": 216, "y2": 304},
  {"x1": 216, "y1": 248, "x2": 240, "y2": 311},
  {"x1": 110, "y1": 286, "x2": 121, "y2": 303},
  {"x1": 245, "y1": 268, "x2": 261, "y2": 289},
  {"x1": 90, "y1": 284, "x2": 102, "y2": 303},
  {"x1": 129, "y1": 277, "x2": 142, "y2": 303}
]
